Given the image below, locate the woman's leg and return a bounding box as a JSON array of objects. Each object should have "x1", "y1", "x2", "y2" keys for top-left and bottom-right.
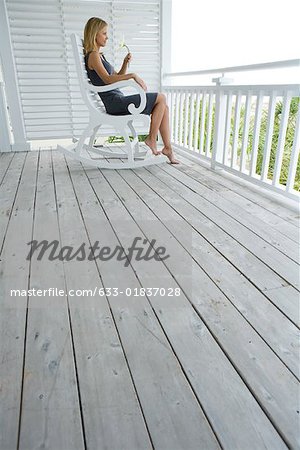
[
  {"x1": 159, "y1": 105, "x2": 179, "y2": 164},
  {"x1": 159, "y1": 104, "x2": 171, "y2": 149},
  {"x1": 145, "y1": 93, "x2": 179, "y2": 163},
  {"x1": 145, "y1": 93, "x2": 167, "y2": 155}
]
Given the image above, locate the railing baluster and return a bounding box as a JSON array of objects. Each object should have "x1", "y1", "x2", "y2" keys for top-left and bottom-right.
[
  {"x1": 179, "y1": 91, "x2": 185, "y2": 145},
  {"x1": 231, "y1": 91, "x2": 242, "y2": 168},
  {"x1": 170, "y1": 90, "x2": 174, "y2": 142},
  {"x1": 205, "y1": 92, "x2": 213, "y2": 157},
  {"x1": 273, "y1": 92, "x2": 292, "y2": 186},
  {"x1": 261, "y1": 92, "x2": 277, "y2": 182},
  {"x1": 165, "y1": 89, "x2": 169, "y2": 142},
  {"x1": 199, "y1": 91, "x2": 207, "y2": 154},
  {"x1": 286, "y1": 103, "x2": 300, "y2": 193},
  {"x1": 250, "y1": 91, "x2": 263, "y2": 177},
  {"x1": 188, "y1": 90, "x2": 195, "y2": 150},
  {"x1": 174, "y1": 90, "x2": 180, "y2": 144},
  {"x1": 223, "y1": 92, "x2": 233, "y2": 165},
  {"x1": 240, "y1": 91, "x2": 252, "y2": 173},
  {"x1": 193, "y1": 90, "x2": 201, "y2": 152},
  {"x1": 212, "y1": 86, "x2": 227, "y2": 169},
  {"x1": 165, "y1": 89, "x2": 169, "y2": 105},
  {"x1": 183, "y1": 91, "x2": 189, "y2": 147}
]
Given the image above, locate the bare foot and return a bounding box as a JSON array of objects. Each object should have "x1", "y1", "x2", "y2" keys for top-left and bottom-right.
[
  {"x1": 145, "y1": 136, "x2": 160, "y2": 155},
  {"x1": 161, "y1": 147, "x2": 180, "y2": 164}
]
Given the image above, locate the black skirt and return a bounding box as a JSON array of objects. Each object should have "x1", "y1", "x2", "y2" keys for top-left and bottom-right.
[{"x1": 103, "y1": 92, "x2": 158, "y2": 116}]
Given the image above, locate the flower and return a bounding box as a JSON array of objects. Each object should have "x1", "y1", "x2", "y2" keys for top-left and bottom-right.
[{"x1": 119, "y1": 35, "x2": 130, "y2": 53}]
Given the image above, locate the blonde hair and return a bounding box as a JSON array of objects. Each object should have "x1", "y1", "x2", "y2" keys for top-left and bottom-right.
[{"x1": 83, "y1": 17, "x2": 108, "y2": 54}]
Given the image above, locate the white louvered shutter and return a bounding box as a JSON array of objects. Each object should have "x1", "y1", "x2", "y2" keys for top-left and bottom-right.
[{"x1": 5, "y1": 0, "x2": 161, "y2": 141}]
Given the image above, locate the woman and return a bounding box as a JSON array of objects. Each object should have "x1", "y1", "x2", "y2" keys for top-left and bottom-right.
[{"x1": 83, "y1": 17, "x2": 179, "y2": 164}]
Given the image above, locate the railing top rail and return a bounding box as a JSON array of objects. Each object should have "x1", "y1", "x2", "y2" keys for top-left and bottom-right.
[
  {"x1": 163, "y1": 59, "x2": 300, "y2": 78},
  {"x1": 163, "y1": 84, "x2": 300, "y2": 94}
]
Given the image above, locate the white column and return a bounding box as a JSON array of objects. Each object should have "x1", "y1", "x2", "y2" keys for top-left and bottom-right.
[
  {"x1": 0, "y1": 81, "x2": 12, "y2": 151},
  {"x1": 160, "y1": 0, "x2": 172, "y2": 91},
  {"x1": 0, "y1": 0, "x2": 30, "y2": 151},
  {"x1": 211, "y1": 76, "x2": 233, "y2": 170},
  {"x1": 158, "y1": 0, "x2": 172, "y2": 146}
]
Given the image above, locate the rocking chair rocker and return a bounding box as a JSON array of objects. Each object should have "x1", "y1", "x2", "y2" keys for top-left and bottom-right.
[{"x1": 57, "y1": 33, "x2": 167, "y2": 169}]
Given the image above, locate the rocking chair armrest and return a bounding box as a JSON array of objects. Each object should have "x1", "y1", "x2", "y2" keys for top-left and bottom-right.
[{"x1": 85, "y1": 79, "x2": 147, "y2": 115}]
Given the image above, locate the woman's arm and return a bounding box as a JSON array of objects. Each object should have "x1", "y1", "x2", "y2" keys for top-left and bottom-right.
[
  {"x1": 88, "y1": 52, "x2": 147, "y2": 91},
  {"x1": 88, "y1": 52, "x2": 133, "y2": 84}
]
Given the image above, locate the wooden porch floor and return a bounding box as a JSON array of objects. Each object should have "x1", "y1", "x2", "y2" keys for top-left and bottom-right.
[{"x1": 0, "y1": 147, "x2": 299, "y2": 450}]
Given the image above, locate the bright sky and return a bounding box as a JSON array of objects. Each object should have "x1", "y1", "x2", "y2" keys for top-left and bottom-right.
[{"x1": 171, "y1": 0, "x2": 300, "y2": 84}]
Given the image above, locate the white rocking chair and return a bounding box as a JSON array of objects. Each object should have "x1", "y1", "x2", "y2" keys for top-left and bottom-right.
[{"x1": 57, "y1": 33, "x2": 167, "y2": 169}]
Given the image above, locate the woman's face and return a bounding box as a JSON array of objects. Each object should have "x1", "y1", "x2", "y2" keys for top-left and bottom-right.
[{"x1": 96, "y1": 26, "x2": 108, "y2": 48}]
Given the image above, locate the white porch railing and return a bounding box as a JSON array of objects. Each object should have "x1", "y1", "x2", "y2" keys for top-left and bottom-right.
[{"x1": 163, "y1": 60, "x2": 300, "y2": 201}]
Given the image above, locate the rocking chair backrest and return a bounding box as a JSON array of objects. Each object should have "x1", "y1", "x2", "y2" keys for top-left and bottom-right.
[{"x1": 70, "y1": 33, "x2": 106, "y2": 114}]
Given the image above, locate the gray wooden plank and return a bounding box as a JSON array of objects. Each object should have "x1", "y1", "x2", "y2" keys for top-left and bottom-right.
[
  {"x1": 80, "y1": 164, "x2": 290, "y2": 449},
  {"x1": 157, "y1": 159, "x2": 298, "y2": 262},
  {"x1": 202, "y1": 180, "x2": 299, "y2": 244},
  {"x1": 0, "y1": 152, "x2": 27, "y2": 249},
  {"x1": 175, "y1": 151, "x2": 300, "y2": 228},
  {"x1": 145, "y1": 163, "x2": 300, "y2": 290},
  {"x1": 263, "y1": 285, "x2": 299, "y2": 327},
  {"x1": 52, "y1": 150, "x2": 153, "y2": 450},
  {"x1": 0, "y1": 152, "x2": 14, "y2": 186},
  {"x1": 92, "y1": 144, "x2": 299, "y2": 328},
  {"x1": 146, "y1": 163, "x2": 300, "y2": 322},
  {"x1": 100, "y1": 165, "x2": 299, "y2": 448},
  {"x1": 63, "y1": 154, "x2": 221, "y2": 450},
  {"x1": 172, "y1": 155, "x2": 299, "y2": 246},
  {"x1": 18, "y1": 150, "x2": 84, "y2": 449},
  {"x1": 121, "y1": 166, "x2": 299, "y2": 376},
  {"x1": 0, "y1": 152, "x2": 39, "y2": 450}
]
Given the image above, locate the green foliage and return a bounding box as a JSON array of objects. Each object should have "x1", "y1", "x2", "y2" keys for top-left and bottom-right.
[
  {"x1": 247, "y1": 97, "x2": 299, "y2": 190},
  {"x1": 106, "y1": 134, "x2": 148, "y2": 144},
  {"x1": 174, "y1": 96, "x2": 215, "y2": 153}
]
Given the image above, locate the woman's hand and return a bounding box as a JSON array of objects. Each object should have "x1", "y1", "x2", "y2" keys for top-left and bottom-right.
[
  {"x1": 134, "y1": 74, "x2": 147, "y2": 91},
  {"x1": 124, "y1": 52, "x2": 132, "y2": 65}
]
